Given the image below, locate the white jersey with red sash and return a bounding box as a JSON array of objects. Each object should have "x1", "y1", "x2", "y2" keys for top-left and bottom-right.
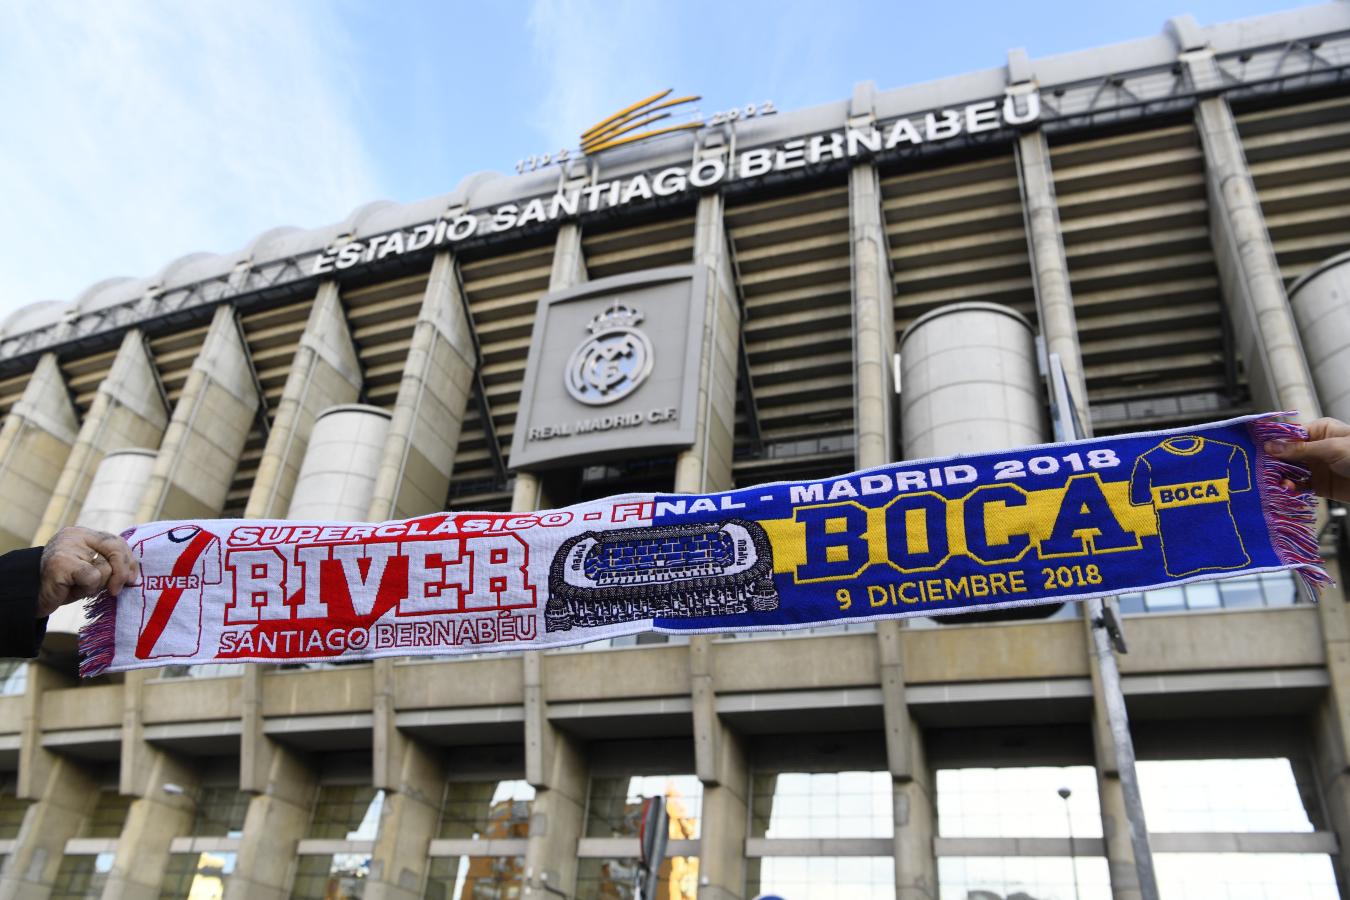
[{"x1": 134, "y1": 525, "x2": 222, "y2": 660}]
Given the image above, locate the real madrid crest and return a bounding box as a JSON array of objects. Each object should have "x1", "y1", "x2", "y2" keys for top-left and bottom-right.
[{"x1": 565, "y1": 302, "x2": 654, "y2": 405}]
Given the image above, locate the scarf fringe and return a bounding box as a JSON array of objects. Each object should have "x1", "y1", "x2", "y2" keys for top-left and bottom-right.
[
  {"x1": 78, "y1": 525, "x2": 134, "y2": 678},
  {"x1": 77, "y1": 589, "x2": 117, "y2": 678},
  {"x1": 1250, "y1": 414, "x2": 1333, "y2": 595}
]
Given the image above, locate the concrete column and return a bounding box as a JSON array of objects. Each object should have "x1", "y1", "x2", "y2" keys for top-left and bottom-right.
[
  {"x1": 848, "y1": 87, "x2": 897, "y2": 471},
  {"x1": 1306, "y1": 543, "x2": 1350, "y2": 893},
  {"x1": 512, "y1": 220, "x2": 588, "y2": 512},
  {"x1": 76, "y1": 450, "x2": 158, "y2": 534},
  {"x1": 512, "y1": 222, "x2": 590, "y2": 899},
  {"x1": 135, "y1": 305, "x2": 260, "y2": 521},
  {"x1": 102, "y1": 751, "x2": 200, "y2": 900},
  {"x1": 118, "y1": 670, "x2": 151, "y2": 797},
  {"x1": 550, "y1": 220, "x2": 588, "y2": 290},
  {"x1": 239, "y1": 666, "x2": 268, "y2": 793},
  {"x1": 0, "y1": 354, "x2": 79, "y2": 552},
  {"x1": 1, "y1": 662, "x2": 96, "y2": 900},
  {"x1": 225, "y1": 745, "x2": 318, "y2": 900},
  {"x1": 0, "y1": 757, "x2": 99, "y2": 900},
  {"x1": 1182, "y1": 48, "x2": 1319, "y2": 420},
  {"x1": 1289, "y1": 253, "x2": 1350, "y2": 423},
  {"x1": 691, "y1": 636, "x2": 748, "y2": 899},
  {"x1": 892, "y1": 727, "x2": 935, "y2": 900},
  {"x1": 366, "y1": 739, "x2": 444, "y2": 900},
  {"x1": 522, "y1": 653, "x2": 586, "y2": 900},
  {"x1": 35, "y1": 330, "x2": 167, "y2": 544},
  {"x1": 849, "y1": 81, "x2": 937, "y2": 894},
  {"x1": 367, "y1": 251, "x2": 477, "y2": 522},
  {"x1": 246, "y1": 282, "x2": 362, "y2": 520},
  {"x1": 673, "y1": 184, "x2": 740, "y2": 495},
  {"x1": 289, "y1": 405, "x2": 391, "y2": 520},
  {"x1": 1016, "y1": 125, "x2": 1091, "y2": 424},
  {"x1": 510, "y1": 475, "x2": 552, "y2": 516},
  {"x1": 372, "y1": 658, "x2": 401, "y2": 792},
  {"x1": 1008, "y1": 68, "x2": 1146, "y2": 894},
  {"x1": 1312, "y1": 580, "x2": 1350, "y2": 895},
  {"x1": 1179, "y1": 39, "x2": 1350, "y2": 891},
  {"x1": 876, "y1": 622, "x2": 935, "y2": 897}
]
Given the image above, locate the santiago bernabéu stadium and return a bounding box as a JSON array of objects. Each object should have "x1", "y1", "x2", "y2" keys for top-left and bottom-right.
[{"x1": 0, "y1": 5, "x2": 1348, "y2": 899}]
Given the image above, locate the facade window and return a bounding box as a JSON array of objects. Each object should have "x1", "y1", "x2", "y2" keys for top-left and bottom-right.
[
  {"x1": 1119, "y1": 572, "x2": 1297, "y2": 615},
  {"x1": 937, "y1": 766, "x2": 1102, "y2": 838},
  {"x1": 160, "y1": 785, "x2": 250, "y2": 899},
  {"x1": 746, "y1": 857, "x2": 894, "y2": 899},
  {"x1": 751, "y1": 770, "x2": 891, "y2": 839},
  {"x1": 0, "y1": 660, "x2": 26, "y2": 696},
  {"x1": 937, "y1": 856, "x2": 1111, "y2": 900},
  {"x1": 1137, "y1": 758, "x2": 1312, "y2": 832},
  {"x1": 585, "y1": 774, "x2": 701, "y2": 840},
  {"x1": 936, "y1": 766, "x2": 1107, "y2": 899},
  {"x1": 158, "y1": 850, "x2": 236, "y2": 900},
  {"x1": 424, "y1": 856, "x2": 526, "y2": 900},
  {"x1": 191, "y1": 786, "x2": 250, "y2": 837},
  {"x1": 579, "y1": 774, "x2": 702, "y2": 900},
  {"x1": 427, "y1": 779, "x2": 533, "y2": 897},
  {"x1": 83, "y1": 789, "x2": 133, "y2": 838},
  {"x1": 575, "y1": 857, "x2": 698, "y2": 900},
  {"x1": 0, "y1": 791, "x2": 30, "y2": 838},
  {"x1": 307, "y1": 786, "x2": 384, "y2": 839},
  {"x1": 51, "y1": 851, "x2": 115, "y2": 900},
  {"x1": 291, "y1": 854, "x2": 368, "y2": 900},
  {"x1": 1154, "y1": 852, "x2": 1337, "y2": 898},
  {"x1": 290, "y1": 786, "x2": 384, "y2": 900},
  {"x1": 53, "y1": 790, "x2": 129, "y2": 899},
  {"x1": 437, "y1": 779, "x2": 534, "y2": 840}
]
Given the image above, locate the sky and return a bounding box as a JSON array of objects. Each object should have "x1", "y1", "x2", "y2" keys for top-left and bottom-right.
[{"x1": 0, "y1": 0, "x2": 1328, "y2": 319}]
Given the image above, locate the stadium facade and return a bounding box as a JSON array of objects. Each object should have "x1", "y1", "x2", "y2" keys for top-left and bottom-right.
[{"x1": 0, "y1": 5, "x2": 1348, "y2": 899}]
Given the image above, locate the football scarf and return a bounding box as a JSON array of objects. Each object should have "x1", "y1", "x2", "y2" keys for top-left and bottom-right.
[{"x1": 79, "y1": 413, "x2": 1329, "y2": 676}]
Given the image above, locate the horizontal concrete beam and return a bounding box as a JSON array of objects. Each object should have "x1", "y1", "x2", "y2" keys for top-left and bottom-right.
[
  {"x1": 747, "y1": 837, "x2": 895, "y2": 857},
  {"x1": 394, "y1": 707, "x2": 524, "y2": 728},
  {"x1": 64, "y1": 838, "x2": 118, "y2": 855},
  {"x1": 295, "y1": 839, "x2": 375, "y2": 855},
  {"x1": 576, "y1": 837, "x2": 699, "y2": 857},
  {"x1": 549, "y1": 697, "x2": 693, "y2": 720},
  {"x1": 169, "y1": 837, "x2": 242, "y2": 854},
  {"x1": 1150, "y1": 831, "x2": 1337, "y2": 854},
  {"x1": 936, "y1": 836, "x2": 1107, "y2": 857},
  {"x1": 428, "y1": 838, "x2": 528, "y2": 857}
]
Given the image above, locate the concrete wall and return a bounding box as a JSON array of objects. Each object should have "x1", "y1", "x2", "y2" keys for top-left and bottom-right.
[
  {"x1": 1289, "y1": 252, "x2": 1350, "y2": 423},
  {"x1": 246, "y1": 282, "x2": 363, "y2": 520},
  {"x1": 289, "y1": 405, "x2": 391, "y2": 521},
  {"x1": 77, "y1": 449, "x2": 158, "y2": 534},
  {"x1": 135, "y1": 305, "x2": 260, "y2": 522},
  {"x1": 899, "y1": 302, "x2": 1044, "y2": 458},
  {"x1": 35, "y1": 330, "x2": 167, "y2": 545},
  {"x1": 0, "y1": 355, "x2": 78, "y2": 551}
]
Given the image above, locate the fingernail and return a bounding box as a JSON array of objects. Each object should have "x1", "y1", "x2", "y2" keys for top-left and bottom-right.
[{"x1": 1266, "y1": 440, "x2": 1289, "y2": 456}]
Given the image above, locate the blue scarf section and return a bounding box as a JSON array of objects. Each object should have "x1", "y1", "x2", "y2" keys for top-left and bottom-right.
[{"x1": 626, "y1": 413, "x2": 1327, "y2": 635}]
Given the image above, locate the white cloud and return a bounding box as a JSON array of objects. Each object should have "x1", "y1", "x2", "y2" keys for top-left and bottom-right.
[
  {"x1": 525, "y1": 0, "x2": 675, "y2": 152},
  {"x1": 0, "y1": 0, "x2": 382, "y2": 316}
]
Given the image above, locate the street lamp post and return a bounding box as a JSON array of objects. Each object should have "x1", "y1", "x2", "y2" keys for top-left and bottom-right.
[{"x1": 1058, "y1": 786, "x2": 1082, "y2": 900}]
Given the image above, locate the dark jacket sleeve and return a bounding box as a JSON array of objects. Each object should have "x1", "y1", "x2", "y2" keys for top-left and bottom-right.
[{"x1": 0, "y1": 547, "x2": 47, "y2": 658}]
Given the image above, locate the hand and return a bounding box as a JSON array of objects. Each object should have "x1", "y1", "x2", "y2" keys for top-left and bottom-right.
[
  {"x1": 37, "y1": 527, "x2": 139, "y2": 619},
  {"x1": 1267, "y1": 417, "x2": 1350, "y2": 503}
]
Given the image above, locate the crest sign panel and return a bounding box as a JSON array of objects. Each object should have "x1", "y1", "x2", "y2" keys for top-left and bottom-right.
[
  {"x1": 511, "y1": 266, "x2": 705, "y2": 470},
  {"x1": 564, "y1": 303, "x2": 655, "y2": 405}
]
